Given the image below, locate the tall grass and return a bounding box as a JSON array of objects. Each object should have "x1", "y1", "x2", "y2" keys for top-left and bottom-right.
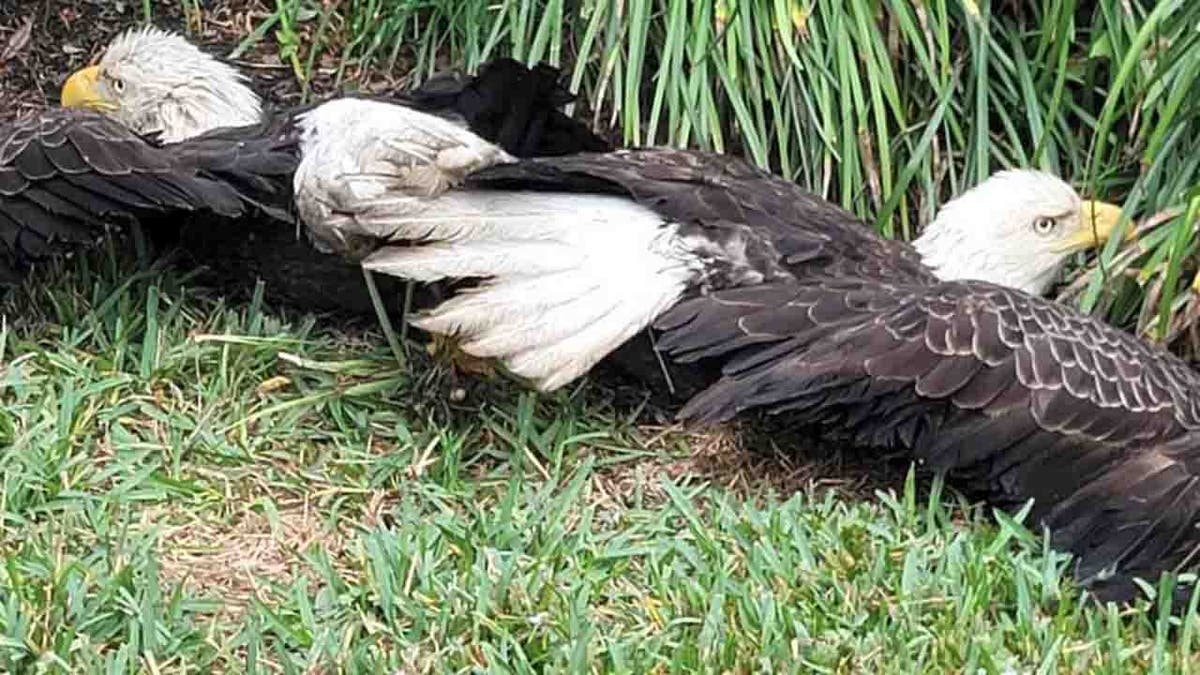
[{"x1": 242, "y1": 0, "x2": 1200, "y2": 352}]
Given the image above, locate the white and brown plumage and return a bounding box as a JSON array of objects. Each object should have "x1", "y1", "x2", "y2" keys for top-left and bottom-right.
[
  {"x1": 1, "y1": 27, "x2": 606, "y2": 296},
  {"x1": 316, "y1": 149, "x2": 1123, "y2": 390},
  {"x1": 294, "y1": 125, "x2": 1200, "y2": 606}
]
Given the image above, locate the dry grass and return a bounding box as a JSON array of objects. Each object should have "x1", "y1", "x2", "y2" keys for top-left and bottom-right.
[
  {"x1": 152, "y1": 499, "x2": 351, "y2": 621},
  {"x1": 595, "y1": 421, "x2": 902, "y2": 509}
]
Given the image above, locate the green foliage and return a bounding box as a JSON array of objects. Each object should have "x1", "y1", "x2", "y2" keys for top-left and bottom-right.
[{"x1": 246, "y1": 0, "x2": 1200, "y2": 352}]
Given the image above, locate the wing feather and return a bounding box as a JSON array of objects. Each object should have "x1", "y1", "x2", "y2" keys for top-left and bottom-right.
[
  {"x1": 0, "y1": 109, "x2": 298, "y2": 277},
  {"x1": 668, "y1": 276, "x2": 1200, "y2": 603}
]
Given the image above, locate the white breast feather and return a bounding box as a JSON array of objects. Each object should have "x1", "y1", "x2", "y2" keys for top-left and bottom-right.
[{"x1": 358, "y1": 191, "x2": 702, "y2": 391}]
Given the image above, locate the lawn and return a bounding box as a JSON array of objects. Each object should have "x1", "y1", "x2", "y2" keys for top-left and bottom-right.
[
  {"x1": 3, "y1": 0, "x2": 1200, "y2": 672},
  {"x1": 5, "y1": 253, "x2": 1196, "y2": 672}
]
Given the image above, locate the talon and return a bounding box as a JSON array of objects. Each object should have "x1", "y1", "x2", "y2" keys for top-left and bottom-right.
[{"x1": 427, "y1": 333, "x2": 497, "y2": 378}]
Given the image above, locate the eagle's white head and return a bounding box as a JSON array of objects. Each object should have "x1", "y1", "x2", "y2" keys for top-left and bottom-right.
[
  {"x1": 60, "y1": 26, "x2": 262, "y2": 143},
  {"x1": 914, "y1": 170, "x2": 1125, "y2": 295}
]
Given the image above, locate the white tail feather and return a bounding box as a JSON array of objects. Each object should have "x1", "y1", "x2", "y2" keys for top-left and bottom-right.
[
  {"x1": 359, "y1": 191, "x2": 701, "y2": 390},
  {"x1": 500, "y1": 292, "x2": 679, "y2": 390},
  {"x1": 399, "y1": 272, "x2": 601, "y2": 336},
  {"x1": 364, "y1": 241, "x2": 580, "y2": 281},
  {"x1": 354, "y1": 192, "x2": 625, "y2": 243},
  {"x1": 458, "y1": 292, "x2": 614, "y2": 357}
]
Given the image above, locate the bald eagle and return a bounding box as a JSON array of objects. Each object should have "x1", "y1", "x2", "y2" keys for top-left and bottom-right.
[
  {"x1": 294, "y1": 134, "x2": 1200, "y2": 605},
  {"x1": 2, "y1": 27, "x2": 606, "y2": 303},
  {"x1": 309, "y1": 149, "x2": 1123, "y2": 390}
]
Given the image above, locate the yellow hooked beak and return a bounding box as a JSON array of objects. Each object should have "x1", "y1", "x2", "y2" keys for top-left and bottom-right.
[
  {"x1": 61, "y1": 65, "x2": 114, "y2": 111},
  {"x1": 1052, "y1": 200, "x2": 1130, "y2": 254}
]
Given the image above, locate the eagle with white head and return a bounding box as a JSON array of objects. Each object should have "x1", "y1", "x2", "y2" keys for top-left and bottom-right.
[
  {"x1": 61, "y1": 27, "x2": 262, "y2": 143},
  {"x1": 1, "y1": 26, "x2": 604, "y2": 291},
  {"x1": 46, "y1": 26, "x2": 1125, "y2": 306},
  {"x1": 303, "y1": 137, "x2": 1200, "y2": 610}
]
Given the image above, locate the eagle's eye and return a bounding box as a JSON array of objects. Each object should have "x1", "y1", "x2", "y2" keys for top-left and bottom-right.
[
  {"x1": 112, "y1": 77, "x2": 125, "y2": 94},
  {"x1": 1032, "y1": 217, "x2": 1056, "y2": 236}
]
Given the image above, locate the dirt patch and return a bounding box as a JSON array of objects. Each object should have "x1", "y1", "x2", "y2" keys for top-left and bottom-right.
[
  {"x1": 151, "y1": 499, "x2": 350, "y2": 620},
  {"x1": 589, "y1": 419, "x2": 915, "y2": 515}
]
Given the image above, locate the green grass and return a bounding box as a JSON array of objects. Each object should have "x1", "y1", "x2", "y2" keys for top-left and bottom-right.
[
  {"x1": 234, "y1": 0, "x2": 1200, "y2": 354},
  {"x1": 1, "y1": 250, "x2": 1199, "y2": 672}
]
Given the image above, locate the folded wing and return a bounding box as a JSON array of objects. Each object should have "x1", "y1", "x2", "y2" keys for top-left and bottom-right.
[{"x1": 307, "y1": 143, "x2": 937, "y2": 390}]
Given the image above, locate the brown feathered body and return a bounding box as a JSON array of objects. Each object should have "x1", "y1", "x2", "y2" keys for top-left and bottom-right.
[{"x1": 457, "y1": 149, "x2": 1200, "y2": 605}]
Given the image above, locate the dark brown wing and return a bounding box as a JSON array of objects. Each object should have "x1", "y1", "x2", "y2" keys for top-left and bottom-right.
[
  {"x1": 662, "y1": 276, "x2": 1200, "y2": 602},
  {"x1": 168, "y1": 115, "x2": 300, "y2": 222},
  {"x1": 0, "y1": 109, "x2": 298, "y2": 283},
  {"x1": 466, "y1": 148, "x2": 935, "y2": 289}
]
